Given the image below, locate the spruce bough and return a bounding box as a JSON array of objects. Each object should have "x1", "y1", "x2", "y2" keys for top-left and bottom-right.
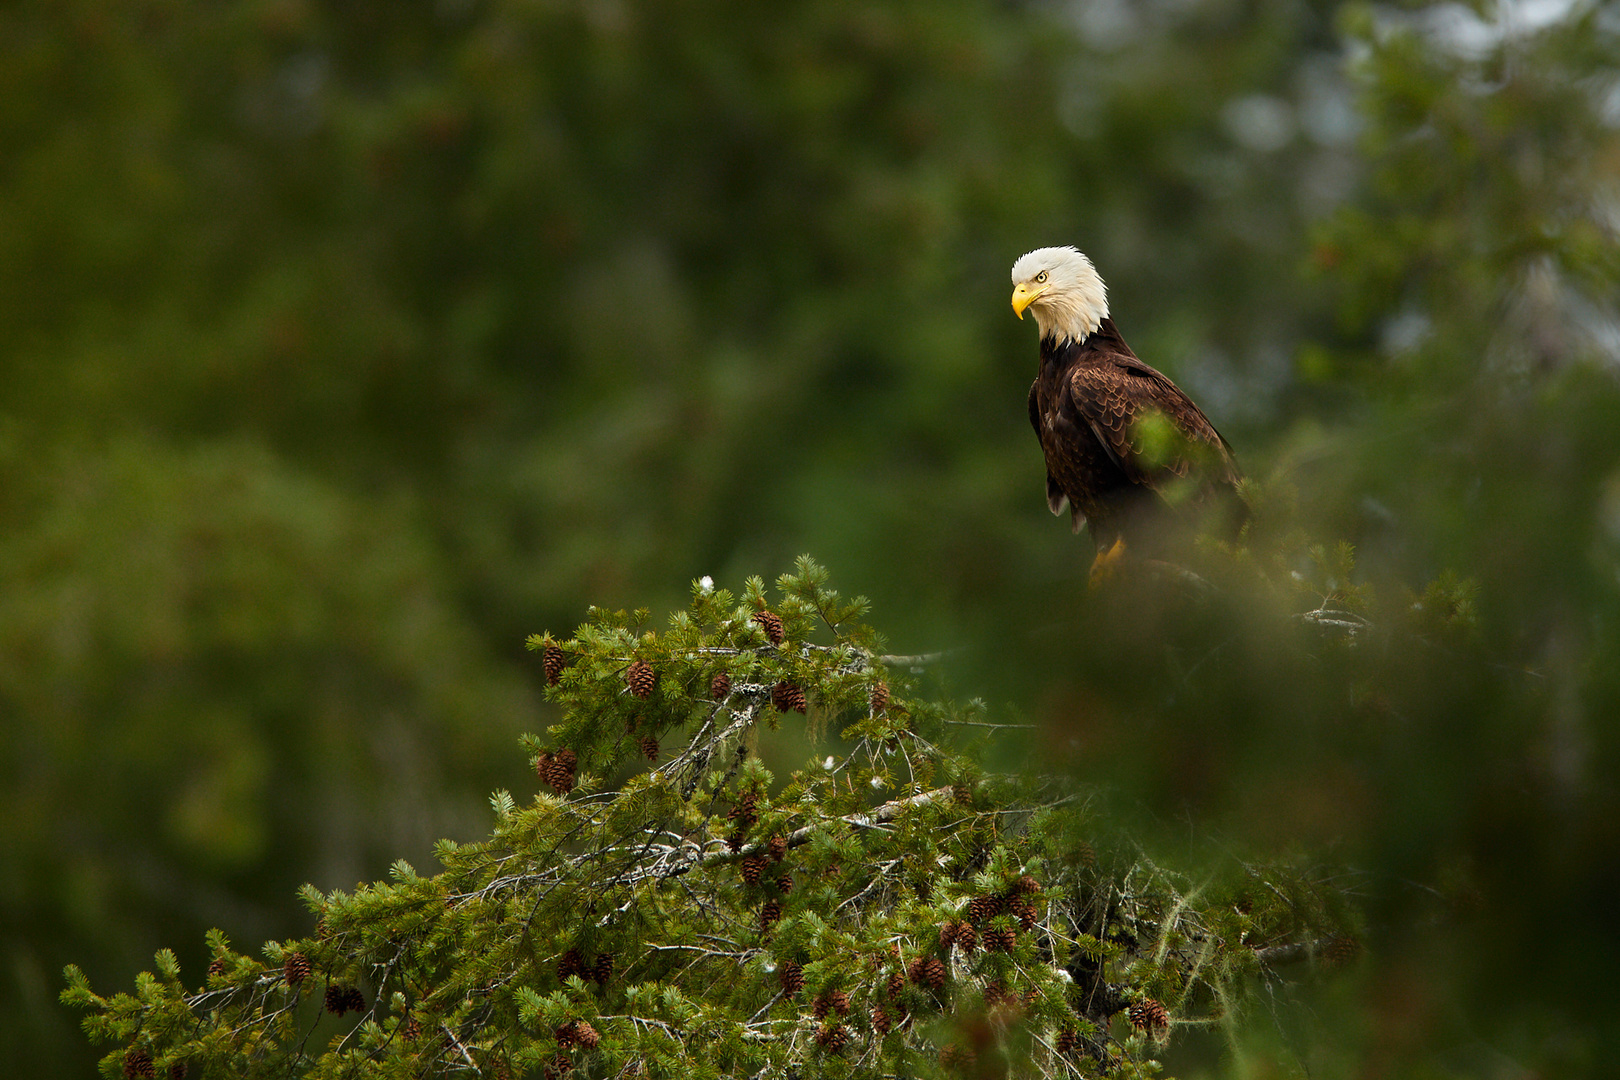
[{"x1": 65, "y1": 558, "x2": 1356, "y2": 1078}]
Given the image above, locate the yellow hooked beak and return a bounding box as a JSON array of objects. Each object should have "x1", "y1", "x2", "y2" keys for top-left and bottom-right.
[{"x1": 1011, "y1": 281, "x2": 1045, "y2": 320}]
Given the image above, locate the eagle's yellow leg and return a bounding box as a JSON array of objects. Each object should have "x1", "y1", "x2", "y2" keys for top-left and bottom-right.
[{"x1": 1088, "y1": 537, "x2": 1128, "y2": 589}]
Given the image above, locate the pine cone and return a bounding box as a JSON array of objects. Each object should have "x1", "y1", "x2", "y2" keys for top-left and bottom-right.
[
  {"x1": 984, "y1": 927, "x2": 1016, "y2": 953},
  {"x1": 766, "y1": 834, "x2": 787, "y2": 862},
  {"x1": 1128, "y1": 998, "x2": 1170, "y2": 1035},
  {"x1": 1321, "y1": 934, "x2": 1360, "y2": 968},
  {"x1": 954, "y1": 923, "x2": 978, "y2": 953},
  {"x1": 1056, "y1": 1026, "x2": 1078, "y2": 1055},
  {"x1": 730, "y1": 789, "x2": 761, "y2": 827},
  {"x1": 545, "y1": 748, "x2": 578, "y2": 794},
  {"x1": 283, "y1": 951, "x2": 311, "y2": 988},
  {"x1": 727, "y1": 829, "x2": 746, "y2": 852},
  {"x1": 775, "y1": 872, "x2": 793, "y2": 894},
  {"x1": 759, "y1": 898, "x2": 782, "y2": 932},
  {"x1": 938, "y1": 921, "x2": 958, "y2": 951},
  {"x1": 922, "y1": 957, "x2": 946, "y2": 989},
  {"x1": 207, "y1": 958, "x2": 228, "y2": 979},
  {"x1": 555, "y1": 1021, "x2": 578, "y2": 1049},
  {"x1": 967, "y1": 893, "x2": 1003, "y2": 925},
  {"x1": 814, "y1": 1022, "x2": 847, "y2": 1052},
  {"x1": 886, "y1": 970, "x2": 906, "y2": 999},
  {"x1": 169, "y1": 1064, "x2": 188, "y2": 1080},
  {"x1": 542, "y1": 1052, "x2": 572, "y2": 1080},
  {"x1": 771, "y1": 680, "x2": 806, "y2": 713},
  {"x1": 1076, "y1": 841, "x2": 1097, "y2": 867},
  {"x1": 324, "y1": 984, "x2": 351, "y2": 1015},
  {"x1": 638, "y1": 734, "x2": 659, "y2": 761},
  {"x1": 122, "y1": 1048, "x2": 155, "y2": 1080},
  {"x1": 574, "y1": 1020, "x2": 601, "y2": 1050},
  {"x1": 543, "y1": 644, "x2": 565, "y2": 686},
  {"x1": 871, "y1": 1003, "x2": 893, "y2": 1035},
  {"x1": 626, "y1": 660, "x2": 657, "y2": 699},
  {"x1": 741, "y1": 854, "x2": 766, "y2": 886},
  {"x1": 869, "y1": 680, "x2": 890, "y2": 714},
  {"x1": 1013, "y1": 874, "x2": 1041, "y2": 895},
  {"x1": 812, "y1": 993, "x2": 831, "y2": 1020},
  {"x1": 558, "y1": 948, "x2": 586, "y2": 981},
  {"x1": 827, "y1": 988, "x2": 850, "y2": 1015},
  {"x1": 401, "y1": 1015, "x2": 424, "y2": 1041},
  {"x1": 753, "y1": 610, "x2": 785, "y2": 645},
  {"x1": 1010, "y1": 896, "x2": 1038, "y2": 932},
  {"x1": 779, "y1": 960, "x2": 805, "y2": 995},
  {"x1": 953, "y1": 782, "x2": 973, "y2": 806},
  {"x1": 592, "y1": 953, "x2": 614, "y2": 984},
  {"x1": 710, "y1": 672, "x2": 731, "y2": 699},
  {"x1": 342, "y1": 987, "x2": 365, "y2": 1013},
  {"x1": 982, "y1": 980, "x2": 1006, "y2": 1006}
]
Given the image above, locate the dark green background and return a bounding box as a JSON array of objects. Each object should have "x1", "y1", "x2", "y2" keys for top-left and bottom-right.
[{"x1": 4, "y1": 0, "x2": 1617, "y2": 1074}]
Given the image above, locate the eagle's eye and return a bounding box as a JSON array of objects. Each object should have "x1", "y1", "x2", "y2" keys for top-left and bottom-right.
[{"x1": 1035, "y1": 271, "x2": 1049, "y2": 284}]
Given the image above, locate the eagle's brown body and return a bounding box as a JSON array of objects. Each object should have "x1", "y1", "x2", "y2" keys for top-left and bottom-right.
[{"x1": 1029, "y1": 316, "x2": 1241, "y2": 556}]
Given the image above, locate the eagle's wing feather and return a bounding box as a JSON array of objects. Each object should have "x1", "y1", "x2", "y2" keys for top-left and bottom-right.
[
  {"x1": 1031, "y1": 381, "x2": 1085, "y2": 531},
  {"x1": 1065, "y1": 358, "x2": 1238, "y2": 491}
]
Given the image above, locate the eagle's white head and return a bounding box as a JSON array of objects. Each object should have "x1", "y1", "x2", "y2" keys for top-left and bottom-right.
[{"x1": 1010, "y1": 246, "x2": 1109, "y2": 345}]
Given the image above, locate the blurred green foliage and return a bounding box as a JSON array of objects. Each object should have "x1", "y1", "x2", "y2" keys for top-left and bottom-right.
[{"x1": 2, "y1": 0, "x2": 1617, "y2": 1074}]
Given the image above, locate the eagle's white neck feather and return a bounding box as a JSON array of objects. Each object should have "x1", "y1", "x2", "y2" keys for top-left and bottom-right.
[{"x1": 1011, "y1": 246, "x2": 1109, "y2": 345}]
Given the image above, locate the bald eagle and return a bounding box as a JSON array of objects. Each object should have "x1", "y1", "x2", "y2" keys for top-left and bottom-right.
[{"x1": 1011, "y1": 247, "x2": 1242, "y2": 573}]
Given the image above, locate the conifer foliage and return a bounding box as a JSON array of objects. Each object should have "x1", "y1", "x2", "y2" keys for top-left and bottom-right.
[{"x1": 64, "y1": 559, "x2": 1356, "y2": 1079}]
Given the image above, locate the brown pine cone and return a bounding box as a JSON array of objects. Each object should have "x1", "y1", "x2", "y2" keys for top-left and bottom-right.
[
  {"x1": 1128, "y1": 998, "x2": 1170, "y2": 1035},
  {"x1": 573, "y1": 1020, "x2": 601, "y2": 1050},
  {"x1": 967, "y1": 893, "x2": 1003, "y2": 925},
  {"x1": 543, "y1": 644, "x2": 565, "y2": 686},
  {"x1": 869, "y1": 680, "x2": 890, "y2": 714},
  {"x1": 555, "y1": 1021, "x2": 578, "y2": 1049},
  {"x1": 753, "y1": 610, "x2": 785, "y2": 645},
  {"x1": 545, "y1": 748, "x2": 578, "y2": 794},
  {"x1": 727, "y1": 829, "x2": 746, "y2": 852},
  {"x1": 283, "y1": 951, "x2": 311, "y2": 988},
  {"x1": 871, "y1": 1003, "x2": 893, "y2": 1035},
  {"x1": 1010, "y1": 897, "x2": 1038, "y2": 931},
  {"x1": 759, "y1": 898, "x2": 782, "y2": 932},
  {"x1": 984, "y1": 927, "x2": 1016, "y2": 953},
  {"x1": 771, "y1": 680, "x2": 806, "y2": 713},
  {"x1": 779, "y1": 960, "x2": 805, "y2": 994},
  {"x1": 954, "y1": 923, "x2": 978, "y2": 953},
  {"x1": 324, "y1": 984, "x2": 351, "y2": 1015},
  {"x1": 592, "y1": 953, "x2": 614, "y2": 985},
  {"x1": 710, "y1": 672, "x2": 731, "y2": 699},
  {"x1": 542, "y1": 1052, "x2": 573, "y2": 1080},
  {"x1": 774, "y1": 872, "x2": 793, "y2": 894},
  {"x1": 122, "y1": 1048, "x2": 155, "y2": 1080},
  {"x1": 827, "y1": 988, "x2": 850, "y2": 1015},
  {"x1": 766, "y1": 834, "x2": 787, "y2": 861},
  {"x1": 1321, "y1": 934, "x2": 1360, "y2": 968},
  {"x1": 207, "y1": 957, "x2": 228, "y2": 979},
  {"x1": 953, "y1": 782, "x2": 973, "y2": 806},
  {"x1": 1076, "y1": 841, "x2": 1097, "y2": 867},
  {"x1": 922, "y1": 957, "x2": 946, "y2": 989},
  {"x1": 626, "y1": 659, "x2": 656, "y2": 699},
  {"x1": 982, "y1": 980, "x2": 1006, "y2": 1006},
  {"x1": 730, "y1": 789, "x2": 761, "y2": 827},
  {"x1": 814, "y1": 1022, "x2": 848, "y2": 1052},
  {"x1": 740, "y1": 854, "x2": 766, "y2": 886},
  {"x1": 886, "y1": 970, "x2": 907, "y2": 999},
  {"x1": 1056, "y1": 1026, "x2": 1078, "y2": 1055},
  {"x1": 169, "y1": 1063, "x2": 188, "y2": 1080},
  {"x1": 938, "y1": 921, "x2": 958, "y2": 951},
  {"x1": 401, "y1": 1015, "x2": 424, "y2": 1041},
  {"x1": 638, "y1": 734, "x2": 659, "y2": 761},
  {"x1": 557, "y1": 948, "x2": 586, "y2": 981},
  {"x1": 1013, "y1": 874, "x2": 1040, "y2": 895},
  {"x1": 812, "y1": 992, "x2": 832, "y2": 1020},
  {"x1": 342, "y1": 987, "x2": 365, "y2": 1013}
]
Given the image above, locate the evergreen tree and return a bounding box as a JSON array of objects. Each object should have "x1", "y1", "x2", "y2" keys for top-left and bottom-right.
[{"x1": 66, "y1": 560, "x2": 1358, "y2": 1079}]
